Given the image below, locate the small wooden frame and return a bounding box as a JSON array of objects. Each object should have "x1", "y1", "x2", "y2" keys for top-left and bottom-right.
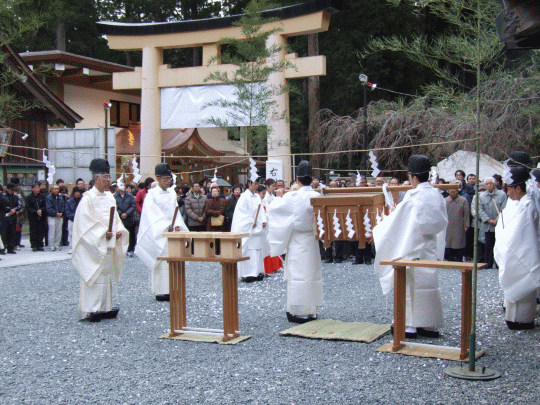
[
  {"x1": 378, "y1": 259, "x2": 488, "y2": 361},
  {"x1": 158, "y1": 231, "x2": 249, "y2": 342},
  {"x1": 311, "y1": 193, "x2": 385, "y2": 249},
  {"x1": 163, "y1": 231, "x2": 248, "y2": 260}
]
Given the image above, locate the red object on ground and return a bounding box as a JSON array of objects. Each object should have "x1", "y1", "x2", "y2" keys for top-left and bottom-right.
[{"x1": 264, "y1": 256, "x2": 282, "y2": 273}]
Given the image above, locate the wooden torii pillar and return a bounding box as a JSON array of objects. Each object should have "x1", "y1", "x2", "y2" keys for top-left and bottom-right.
[{"x1": 98, "y1": 0, "x2": 340, "y2": 181}]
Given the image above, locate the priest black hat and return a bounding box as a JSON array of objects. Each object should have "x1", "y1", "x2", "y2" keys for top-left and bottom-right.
[
  {"x1": 89, "y1": 158, "x2": 110, "y2": 174},
  {"x1": 532, "y1": 168, "x2": 540, "y2": 183},
  {"x1": 297, "y1": 160, "x2": 313, "y2": 178},
  {"x1": 507, "y1": 166, "x2": 530, "y2": 186},
  {"x1": 408, "y1": 155, "x2": 430, "y2": 175},
  {"x1": 508, "y1": 151, "x2": 533, "y2": 170},
  {"x1": 155, "y1": 163, "x2": 172, "y2": 177}
]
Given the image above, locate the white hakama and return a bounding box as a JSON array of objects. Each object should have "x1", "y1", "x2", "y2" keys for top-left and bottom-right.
[
  {"x1": 135, "y1": 186, "x2": 188, "y2": 295},
  {"x1": 495, "y1": 192, "x2": 540, "y2": 324},
  {"x1": 269, "y1": 186, "x2": 322, "y2": 316},
  {"x1": 72, "y1": 187, "x2": 128, "y2": 320},
  {"x1": 373, "y1": 182, "x2": 448, "y2": 328}
]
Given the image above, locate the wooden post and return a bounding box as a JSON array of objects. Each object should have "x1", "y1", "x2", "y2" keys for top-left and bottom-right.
[
  {"x1": 171, "y1": 206, "x2": 179, "y2": 229},
  {"x1": 392, "y1": 266, "x2": 406, "y2": 352},
  {"x1": 460, "y1": 270, "x2": 473, "y2": 360}
]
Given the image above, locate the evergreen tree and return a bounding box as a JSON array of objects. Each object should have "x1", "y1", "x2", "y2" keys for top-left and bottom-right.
[{"x1": 202, "y1": 0, "x2": 296, "y2": 155}]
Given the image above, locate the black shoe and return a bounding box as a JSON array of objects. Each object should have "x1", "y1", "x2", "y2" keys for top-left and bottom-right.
[
  {"x1": 390, "y1": 324, "x2": 418, "y2": 339},
  {"x1": 38, "y1": 247, "x2": 45, "y2": 251},
  {"x1": 32, "y1": 247, "x2": 38, "y2": 252},
  {"x1": 18, "y1": 245, "x2": 25, "y2": 248},
  {"x1": 364, "y1": 260, "x2": 372, "y2": 265},
  {"x1": 7, "y1": 250, "x2": 16, "y2": 254},
  {"x1": 352, "y1": 259, "x2": 363, "y2": 265},
  {"x1": 0, "y1": 249, "x2": 5, "y2": 255},
  {"x1": 255, "y1": 274, "x2": 265, "y2": 281},
  {"x1": 81, "y1": 312, "x2": 102, "y2": 322},
  {"x1": 286, "y1": 312, "x2": 312, "y2": 324},
  {"x1": 334, "y1": 258, "x2": 342, "y2": 263},
  {"x1": 101, "y1": 307, "x2": 120, "y2": 319},
  {"x1": 242, "y1": 276, "x2": 257, "y2": 283},
  {"x1": 506, "y1": 320, "x2": 534, "y2": 330},
  {"x1": 156, "y1": 294, "x2": 170, "y2": 301},
  {"x1": 417, "y1": 327, "x2": 440, "y2": 338},
  {"x1": 324, "y1": 258, "x2": 333, "y2": 264},
  {"x1": 309, "y1": 314, "x2": 318, "y2": 320}
]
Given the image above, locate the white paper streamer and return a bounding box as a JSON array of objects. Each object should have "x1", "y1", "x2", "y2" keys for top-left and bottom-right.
[
  {"x1": 502, "y1": 159, "x2": 512, "y2": 185},
  {"x1": 376, "y1": 208, "x2": 382, "y2": 225},
  {"x1": 363, "y1": 209, "x2": 372, "y2": 237},
  {"x1": 212, "y1": 168, "x2": 218, "y2": 183},
  {"x1": 249, "y1": 157, "x2": 258, "y2": 183},
  {"x1": 317, "y1": 210, "x2": 325, "y2": 238},
  {"x1": 356, "y1": 170, "x2": 362, "y2": 187},
  {"x1": 132, "y1": 155, "x2": 141, "y2": 183},
  {"x1": 369, "y1": 151, "x2": 380, "y2": 178},
  {"x1": 43, "y1": 151, "x2": 55, "y2": 184},
  {"x1": 333, "y1": 209, "x2": 342, "y2": 238},
  {"x1": 116, "y1": 173, "x2": 125, "y2": 191},
  {"x1": 381, "y1": 183, "x2": 395, "y2": 211},
  {"x1": 171, "y1": 172, "x2": 177, "y2": 187},
  {"x1": 346, "y1": 209, "x2": 355, "y2": 238},
  {"x1": 430, "y1": 166, "x2": 439, "y2": 185}
]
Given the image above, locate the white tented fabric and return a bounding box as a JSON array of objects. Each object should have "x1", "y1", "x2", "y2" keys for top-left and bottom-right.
[{"x1": 161, "y1": 84, "x2": 264, "y2": 129}]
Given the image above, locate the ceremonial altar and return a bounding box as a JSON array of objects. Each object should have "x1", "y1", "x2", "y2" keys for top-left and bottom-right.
[
  {"x1": 311, "y1": 184, "x2": 460, "y2": 249},
  {"x1": 311, "y1": 192, "x2": 384, "y2": 248},
  {"x1": 158, "y1": 231, "x2": 249, "y2": 342},
  {"x1": 376, "y1": 258, "x2": 488, "y2": 361}
]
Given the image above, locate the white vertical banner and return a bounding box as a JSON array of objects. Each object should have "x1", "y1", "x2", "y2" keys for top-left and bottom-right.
[{"x1": 266, "y1": 160, "x2": 283, "y2": 181}]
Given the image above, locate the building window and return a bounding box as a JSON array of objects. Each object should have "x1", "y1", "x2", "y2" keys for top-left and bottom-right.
[{"x1": 110, "y1": 101, "x2": 140, "y2": 128}]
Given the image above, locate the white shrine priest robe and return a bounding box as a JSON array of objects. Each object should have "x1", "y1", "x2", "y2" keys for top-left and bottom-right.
[
  {"x1": 494, "y1": 193, "x2": 540, "y2": 323},
  {"x1": 268, "y1": 185, "x2": 322, "y2": 316},
  {"x1": 72, "y1": 187, "x2": 128, "y2": 319},
  {"x1": 231, "y1": 189, "x2": 267, "y2": 279},
  {"x1": 373, "y1": 182, "x2": 448, "y2": 328},
  {"x1": 135, "y1": 186, "x2": 188, "y2": 295}
]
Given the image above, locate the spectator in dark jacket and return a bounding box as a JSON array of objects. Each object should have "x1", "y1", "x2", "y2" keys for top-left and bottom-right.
[
  {"x1": 65, "y1": 187, "x2": 82, "y2": 254},
  {"x1": 0, "y1": 183, "x2": 21, "y2": 254},
  {"x1": 224, "y1": 184, "x2": 242, "y2": 232},
  {"x1": 184, "y1": 182, "x2": 207, "y2": 231},
  {"x1": 45, "y1": 184, "x2": 65, "y2": 251},
  {"x1": 114, "y1": 186, "x2": 137, "y2": 255},
  {"x1": 26, "y1": 183, "x2": 47, "y2": 251}
]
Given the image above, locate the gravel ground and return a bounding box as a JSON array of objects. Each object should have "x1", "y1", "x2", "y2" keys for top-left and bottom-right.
[{"x1": 1, "y1": 252, "x2": 540, "y2": 404}]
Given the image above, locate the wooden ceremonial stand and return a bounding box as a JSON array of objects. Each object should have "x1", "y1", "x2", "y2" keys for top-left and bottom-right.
[
  {"x1": 378, "y1": 259, "x2": 488, "y2": 361},
  {"x1": 158, "y1": 232, "x2": 249, "y2": 342}
]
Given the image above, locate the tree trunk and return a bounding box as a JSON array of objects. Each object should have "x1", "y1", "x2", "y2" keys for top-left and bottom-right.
[
  {"x1": 55, "y1": 22, "x2": 65, "y2": 52},
  {"x1": 307, "y1": 33, "x2": 321, "y2": 176}
]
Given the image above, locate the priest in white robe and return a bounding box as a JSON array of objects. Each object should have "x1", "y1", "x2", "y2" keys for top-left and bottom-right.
[
  {"x1": 495, "y1": 162, "x2": 540, "y2": 330},
  {"x1": 268, "y1": 161, "x2": 322, "y2": 323},
  {"x1": 373, "y1": 155, "x2": 448, "y2": 338},
  {"x1": 231, "y1": 178, "x2": 266, "y2": 282},
  {"x1": 135, "y1": 163, "x2": 188, "y2": 301},
  {"x1": 72, "y1": 158, "x2": 129, "y2": 322}
]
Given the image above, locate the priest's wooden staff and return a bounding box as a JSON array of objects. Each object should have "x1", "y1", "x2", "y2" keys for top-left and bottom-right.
[
  {"x1": 171, "y1": 206, "x2": 179, "y2": 229},
  {"x1": 108, "y1": 207, "x2": 115, "y2": 233},
  {"x1": 253, "y1": 204, "x2": 261, "y2": 227}
]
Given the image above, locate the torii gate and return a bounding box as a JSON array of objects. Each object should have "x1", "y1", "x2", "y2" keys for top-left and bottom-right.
[{"x1": 98, "y1": 0, "x2": 339, "y2": 182}]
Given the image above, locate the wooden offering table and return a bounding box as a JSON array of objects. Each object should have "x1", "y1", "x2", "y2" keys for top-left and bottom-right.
[
  {"x1": 377, "y1": 259, "x2": 488, "y2": 361},
  {"x1": 311, "y1": 193, "x2": 385, "y2": 249},
  {"x1": 158, "y1": 232, "x2": 249, "y2": 342}
]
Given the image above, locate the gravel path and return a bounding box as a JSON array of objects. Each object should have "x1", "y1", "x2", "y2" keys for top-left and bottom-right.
[{"x1": 1, "y1": 253, "x2": 539, "y2": 404}]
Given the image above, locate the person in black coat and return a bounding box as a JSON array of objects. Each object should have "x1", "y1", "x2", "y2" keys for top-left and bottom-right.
[
  {"x1": 0, "y1": 183, "x2": 21, "y2": 254},
  {"x1": 25, "y1": 183, "x2": 47, "y2": 251},
  {"x1": 45, "y1": 184, "x2": 66, "y2": 251},
  {"x1": 114, "y1": 186, "x2": 137, "y2": 255}
]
